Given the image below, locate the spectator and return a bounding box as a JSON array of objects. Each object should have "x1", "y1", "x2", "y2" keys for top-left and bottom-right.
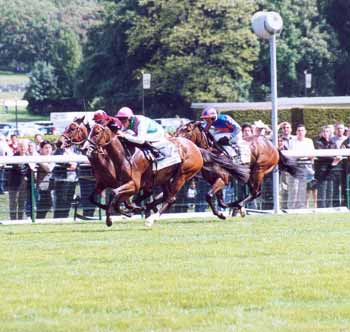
[
  {"x1": 0, "y1": 134, "x2": 12, "y2": 194},
  {"x1": 34, "y1": 134, "x2": 44, "y2": 152},
  {"x1": 78, "y1": 163, "x2": 97, "y2": 218},
  {"x1": 52, "y1": 146, "x2": 79, "y2": 219},
  {"x1": 36, "y1": 141, "x2": 55, "y2": 219},
  {"x1": 241, "y1": 123, "x2": 253, "y2": 139},
  {"x1": 8, "y1": 134, "x2": 18, "y2": 154},
  {"x1": 253, "y1": 120, "x2": 267, "y2": 136},
  {"x1": 313, "y1": 126, "x2": 338, "y2": 208},
  {"x1": 8, "y1": 140, "x2": 30, "y2": 220},
  {"x1": 186, "y1": 180, "x2": 197, "y2": 211},
  {"x1": 279, "y1": 121, "x2": 295, "y2": 149},
  {"x1": 25, "y1": 141, "x2": 38, "y2": 218},
  {"x1": 331, "y1": 123, "x2": 346, "y2": 148},
  {"x1": 287, "y1": 124, "x2": 315, "y2": 209}
]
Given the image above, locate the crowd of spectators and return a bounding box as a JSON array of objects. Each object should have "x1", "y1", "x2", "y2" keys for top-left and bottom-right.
[
  {"x1": 276, "y1": 120, "x2": 349, "y2": 209},
  {"x1": 1, "y1": 117, "x2": 350, "y2": 220},
  {"x1": 0, "y1": 133, "x2": 95, "y2": 221}
]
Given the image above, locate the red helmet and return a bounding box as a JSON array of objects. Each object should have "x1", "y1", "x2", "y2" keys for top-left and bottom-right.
[
  {"x1": 116, "y1": 107, "x2": 134, "y2": 119},
  {"x1": 93, "y1": 110, "x2": 109, "y2": 122},
  {"x1": 200, "y1": 107, "x2": 217, "y2": 120}
]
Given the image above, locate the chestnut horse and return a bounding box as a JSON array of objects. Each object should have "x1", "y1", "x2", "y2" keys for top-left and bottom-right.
[
  {"x1": 176, "y1": 121, "x2": 298, "y2": 218},
  {"x1": 87, "y1": 123, "x2": 203, "y2": 227},
  {"x1": 56, "y1": 117, "x2": 129, "y2": 213}
]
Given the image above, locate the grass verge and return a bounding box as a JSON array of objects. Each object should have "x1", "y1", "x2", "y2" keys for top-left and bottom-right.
[{"x1": 1, "y1": 214, "x2": 350, "y2": 332}]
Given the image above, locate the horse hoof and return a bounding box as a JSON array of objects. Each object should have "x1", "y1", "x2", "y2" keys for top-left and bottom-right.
[
  {"x1": 106, "y1": 218, "x2": 112, "y2": 227},
  {"x1": 218, "y1": 213, "x2": 226, "y2": 220},
  {"x1": 145, "y1": 217, "x2": 154, "y2": 228},
  {"x1": 239, "y1": 207, "x2": 246, "y2": 218},
  {"x1": 232, "y1": 208, "x2": 239, "y2": 217}
]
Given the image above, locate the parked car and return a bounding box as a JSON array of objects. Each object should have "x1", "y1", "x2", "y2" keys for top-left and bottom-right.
[
  {"x1": 154, "y1": 118, "x2": 190, "y2": 133},
  {"x1": 0, "y1": 123, "x2": 14, "y2": 136}
]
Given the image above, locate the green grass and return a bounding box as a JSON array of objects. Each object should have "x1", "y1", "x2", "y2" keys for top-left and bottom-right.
[
  {"x1": 1, "y1": 214, "x2": 350, "y2": 332},
  {"x1": 0, "y1": 71, "x2": 29, "y2": 85},
  {"x1": 0, "y1": 71, "x2": 48, "y2": 122}
]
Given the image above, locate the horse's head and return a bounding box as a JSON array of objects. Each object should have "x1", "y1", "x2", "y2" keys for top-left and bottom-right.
[
  {"x1": 176, "y1": 121, "x2": 197, "y2": 140},
  {"x1": 176, "y1": 121, "x2": 211, "y2": 149},
  {"x1": 56, "y1": 117, "x2": 89, "y2": 148},
  {"x1": 84, "y1": 123, "x2": 115, "y2": 154}
]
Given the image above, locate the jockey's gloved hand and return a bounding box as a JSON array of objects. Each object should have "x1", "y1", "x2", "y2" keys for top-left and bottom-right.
[{"x1": 143, "y1": 141, "x2": 161, "y2": 158}]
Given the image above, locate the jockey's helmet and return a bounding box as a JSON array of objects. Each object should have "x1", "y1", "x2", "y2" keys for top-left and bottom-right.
[
  {"x1": 116, "y1": 107, "x2": 134, "y2": 119},
  {"x1": 93, "y1": 110, "x2": 108, "y2": 122},
  {"x1": 200, "y1": 107, "x2": 217, "y2": 121}
]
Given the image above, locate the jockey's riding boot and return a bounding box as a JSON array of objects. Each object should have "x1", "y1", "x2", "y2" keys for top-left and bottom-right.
[
  {"x1": 143, "y1": 141, "x2": 162, "y2": 159},
  {"x1": 232, "y1": 143, "x2": 242, "y2": 163}
]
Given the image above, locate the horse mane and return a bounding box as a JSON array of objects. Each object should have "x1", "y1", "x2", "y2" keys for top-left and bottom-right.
[{"x1": 203, "y1": 150, "x2": 250, "y2": 183}]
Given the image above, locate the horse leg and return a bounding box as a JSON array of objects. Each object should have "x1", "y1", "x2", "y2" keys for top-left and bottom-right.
[
  {"x1": 227, "y1": 171, "x2": 264, "y2": 217},
  {"x1": 111, "y1": 181, "x2": 138, "y2": 217},
  {"x1": 89, "y1": 188, "x2": 107, "y2": 210},
  {"x1": 205, "y1": 178, "x2": 227, "y2": 220},
  {"x1": 105, "y1": 192, "x2": 115, "y2": 227},
  {"x1": 216, "y1": 190, "x2": 228, "y2": 209}
]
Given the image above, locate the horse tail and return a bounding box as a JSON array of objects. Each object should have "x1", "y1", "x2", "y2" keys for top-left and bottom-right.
[
  {"x1": 204, "y1": 151, "x2": 250, "y2": 183},
  {"x1": 278, "y1": 150, "x2": 300, "y2": 176}
]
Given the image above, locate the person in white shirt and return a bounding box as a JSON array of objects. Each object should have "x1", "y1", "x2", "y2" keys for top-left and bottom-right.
[
  {"x1": 287, "y1": 124, "x2": 315, "y2": 209},
  {"x1": 330, "y1": 123, "x2": 346, "y2": 148}
]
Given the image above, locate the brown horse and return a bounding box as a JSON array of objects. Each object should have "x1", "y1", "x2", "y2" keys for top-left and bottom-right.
[
  {"x1": 176, "y1": 121, "x2": 298, "y2": 218},
  {"x1": 56, "y1": 117, "x2": 124, "y2": 212},
  {"x1": 87, "y1": 123, "x2": 204, "y2": 227}
]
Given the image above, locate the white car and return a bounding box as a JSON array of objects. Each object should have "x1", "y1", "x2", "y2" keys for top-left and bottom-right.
[{"x1": 154, "y1": 118, "x2": 190, "y2": 133}]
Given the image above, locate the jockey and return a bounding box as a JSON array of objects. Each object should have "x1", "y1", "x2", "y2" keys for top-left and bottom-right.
[
  {"x1": 201, "y1": 106, "x2": 242, "y2": 147},
  {"x1": 115, "y1": 107, "x2": 165, "y2": 145},
  {"x1": 200, "y1": 106, "x2": 248, "y2": 162},
  {"x1": 93, "y1": 110, "x2": 122, "y2": 129},
  {"x1": 115, "y1": 107, "x2": 165, "y2": 158}
]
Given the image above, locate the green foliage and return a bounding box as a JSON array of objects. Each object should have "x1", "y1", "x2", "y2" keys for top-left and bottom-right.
[
  {"x1": 76, "y1": 0, "x2": 259, "y2": 116},
  {"x1": 251, "y1": 0, "x2": 339, "y2": 99},
  {"x1": 24, "y1": 61, "x2": 59, "y2": 101},
  {"x1": 215, "y1": 107, "x2": 350, "y2": 138},
  {"x1": 52, "y1": 28, "x2": 82, "y2": 97}
]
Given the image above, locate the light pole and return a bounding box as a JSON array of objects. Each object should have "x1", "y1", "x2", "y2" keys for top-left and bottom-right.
[
  {"x1": 252, "y1": 11, "x2": 283, "y2": 214},
  {"x1": 142, "y1": 73, "x2": 151, "y2": 115},
  {"x1": 304, "y1": 70, "x2": 312, "y2": 97}
]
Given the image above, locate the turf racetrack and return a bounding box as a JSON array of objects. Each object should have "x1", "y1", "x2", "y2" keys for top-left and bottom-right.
[{"x1": 1, "y1": 213, "x2": 350, "y2": 332}]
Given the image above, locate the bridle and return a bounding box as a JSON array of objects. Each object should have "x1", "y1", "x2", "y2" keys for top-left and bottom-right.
[
  {"x1": 87, "y1": 123, "x2": 114, "y2": 154},
  {"x1": 61, "y1": 122, "x2": 87, "y2": 147}
]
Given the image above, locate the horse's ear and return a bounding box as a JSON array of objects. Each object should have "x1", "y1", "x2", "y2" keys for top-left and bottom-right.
[
  {"x1": 86, "y1": 121, "x2": 91, "y2": 131},
  {"x1": 74, "y1": 116, "x2": 85, "y2": 124}
]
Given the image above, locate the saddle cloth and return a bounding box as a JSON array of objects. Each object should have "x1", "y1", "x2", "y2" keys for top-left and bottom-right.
[
  {"x1": 222, "y1": 141, "x2": 251, "y2": 164},
  {"x1": 151, "y1": 140, "x2": 181, "y2": 171}
]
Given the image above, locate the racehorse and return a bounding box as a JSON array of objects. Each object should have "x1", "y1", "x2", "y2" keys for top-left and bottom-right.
[
  {"x1": 176, "y1": 121, "x2": 298, "y2": 218},
  {"x1": 87, "y1": 123, "x2": 204, "y2": 227},
  {"x1": 56, "y1": 117, "x2": 134, "y2": 213}
]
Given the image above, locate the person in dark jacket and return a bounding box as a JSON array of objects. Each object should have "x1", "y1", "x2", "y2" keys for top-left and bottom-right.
[
  {"x1": 8, "y1": 140, "x2": 30, "y2": 220},
  {"x1": 52, "y1": 146, "x2": 78, "y2": 219},
  {"x1": 314, "y1": 126, "x2": 338, "y2": 208}
]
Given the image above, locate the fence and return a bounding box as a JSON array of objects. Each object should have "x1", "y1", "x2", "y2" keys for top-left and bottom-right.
[{"x1": 0, "y1": 151, "x2": 349, "y2": 223}]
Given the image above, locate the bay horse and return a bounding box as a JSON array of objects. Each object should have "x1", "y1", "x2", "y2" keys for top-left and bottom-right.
[
  {"x1": 56, "y1": 117, "x2": 139, "y2": 214},
  {"x1": 176, "y1": 121, "x2": 298, "y2": 218},
  {"x1": 87, "y1": 123, "x2": 203, "y2": 227}
]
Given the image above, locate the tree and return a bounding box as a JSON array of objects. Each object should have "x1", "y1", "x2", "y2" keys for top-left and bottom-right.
[
  {"x1": 24, "y1": 61, "x2": 59, "y2": 102},
  {"x1": 251, "y1": 0, "x2": 339, "y2": 99},
  {"x1": 0, "y1": 0, "x2": 101, "y2": 71},
  {"x1": 76, "y1": 0, "x2": 259, "y2": 116},
  {"x1": 319, "y1": 0, "x2": 350, "y2": 95}
]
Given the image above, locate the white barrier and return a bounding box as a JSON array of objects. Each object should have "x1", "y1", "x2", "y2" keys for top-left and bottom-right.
[
  {"x1": 281, "y1": 149, "x2": 350, "y2": 158},
  {"x1": 0, "y1": 154, "x2": 88, "y2": 165},
  {"x1": 0, "y1": 148, "x2": 349, "y2": 165}
]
